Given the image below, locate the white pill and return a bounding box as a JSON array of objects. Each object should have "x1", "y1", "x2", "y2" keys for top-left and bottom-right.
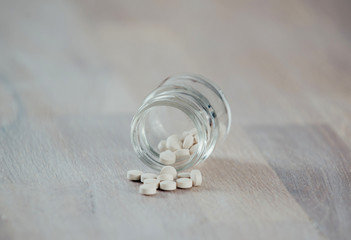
[
  {"x1": 159, "y1": 150, "x2": 176, "y2": 165},
  {"x1": 157, "y1": 140, "x2": 167, "y2": 152},
  {"x1": 189, "y1": 144, "x2": 199, "y2": 155},
  {"x1": 176, "y1": 178, "x2": 193, "y2": 189},
  {"x1": 139, "y1": 184, "x2": 157, "y2": 195},
  {"x1": 175, "y1": 149, "x2": 190, "y2": 161},
  {"x1": 180, "y1": 131, "x2": 189, "y2": 141},
  {"x1": 177, "y1": 172, "x2": 190, "y2": 178},
  {"x1": 157, "y1": 173, "x2": 173, "y2": 181},
  {"x1": 127, "y1": 170, "x2": 143, "y2": 181},
  {"x1": 144, "y1": 178, "x2": 160, "y2": 188},
  {"x1": 190, "y1": 170, "x2": 202, "y2": 187},
  {"x1": 189, "y1": 128, "x2": 198, "y2": 136},
  {"x1": 166, "y1": 134, "x2": 182, "y2": 151},
  {"x1": 183, "y1": 134, "x2": 194, "y2": 149},
  {"x1": 141, "y1": 173, "x2": 157, "y2": 182},
  {"x1": 160, "y1": 180, "x2": 176, "y2": 191},
  {"x1": 160, "y1": 166, "x2": 177, "y2": 179}
]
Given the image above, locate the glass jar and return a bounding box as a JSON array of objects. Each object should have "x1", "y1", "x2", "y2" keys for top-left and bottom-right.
[{"x1": 130, "y1": 73, "x2": 231, "y2": 171}]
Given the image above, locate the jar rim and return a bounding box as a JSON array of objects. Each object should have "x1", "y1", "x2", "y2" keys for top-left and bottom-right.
[{"x1": 130, "y1": 73, "x2": 231, "y2": 171}]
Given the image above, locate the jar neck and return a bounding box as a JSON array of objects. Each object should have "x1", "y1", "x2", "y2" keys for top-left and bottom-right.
[{"x1": 131, "y1": 86, "x2": 219, "y2": 171}]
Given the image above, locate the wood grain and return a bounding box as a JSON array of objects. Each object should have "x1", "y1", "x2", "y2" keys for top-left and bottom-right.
[
  {"x1": 246, "y1": 124, "x2": 351, "y2": 240},
  {"x1": 1, "y1": 0, "x2": 351, "y2": 239}
]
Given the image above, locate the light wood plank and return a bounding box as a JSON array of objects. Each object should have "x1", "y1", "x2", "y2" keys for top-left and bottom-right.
[
  {"x1": 0, "y1": 118, "x2": 323, "y2": 240},
  {"x1": 246, "y1": 124, "x2": 351, "y2": 240}
]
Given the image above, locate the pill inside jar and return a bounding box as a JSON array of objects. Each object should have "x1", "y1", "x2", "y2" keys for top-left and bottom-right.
[
  {"x1": 131, "y1": 73, "x2": 231, "y2": 171},
  {"x1": 142, "y1": 106, "x2": 199, "y2": 165}
]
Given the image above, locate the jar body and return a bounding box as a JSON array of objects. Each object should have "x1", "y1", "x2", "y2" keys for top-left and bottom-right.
[{"x1": 131, "y1": 74, "x2": 231, "y2": 171}]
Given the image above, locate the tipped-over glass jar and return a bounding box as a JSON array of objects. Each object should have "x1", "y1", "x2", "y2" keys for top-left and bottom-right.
[{"x1": 131, "y1": 73, "x2": 231, "y2": 171}]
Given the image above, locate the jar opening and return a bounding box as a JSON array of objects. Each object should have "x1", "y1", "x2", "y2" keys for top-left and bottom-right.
[{"x1": 131, "y1": 73, "x2": 231, "y2": 171}]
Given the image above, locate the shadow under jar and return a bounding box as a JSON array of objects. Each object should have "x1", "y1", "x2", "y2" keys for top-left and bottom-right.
[{"x1": 131, "y1": 73, "x2": 231, "y2": 171}]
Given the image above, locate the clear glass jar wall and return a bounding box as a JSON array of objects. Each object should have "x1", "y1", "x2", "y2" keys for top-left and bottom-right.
[{"x1": 131, "y1": 74, "x2": 231, "y2": 171}]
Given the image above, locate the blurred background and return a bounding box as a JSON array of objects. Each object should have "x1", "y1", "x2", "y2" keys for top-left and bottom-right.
[{"x1": 1, "y1": 0, "x2": 350, "y2": 126}]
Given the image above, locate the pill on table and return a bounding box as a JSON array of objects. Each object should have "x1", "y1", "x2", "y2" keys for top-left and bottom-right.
[
  {"x1": 190, "y1": 170, "x2": 202, "y2": 187},
  {"x1": 166, "y1": 134, "x2": 182, "y2": 151},
  {"x1": 160, "y1": 166, "x2": 177, "y2": 179},
  {"x1": 175, "y1": 149, "x2": 190, "y2": 161},
  {"x1": 160, "y1": 180, "x2": 176, "y2": 191},
  {"x1": 157, "y1": 173, "x2": 173, "y2": 181},
  {"x1": 127, "y1": 170, "x2": 143, "y2": 181},
  {"x1": 183, "y1": 134, "x2": 194, "y2": 149},
  {"x1": 177, "y1": 172, "x2": 190, "y2": 178},
  {"x1": 144, "y1": 178, "x2": 160, "y2": 188},
  {"x1": 189, "y1": 144, "x2": 198, "y2": 155},
  {"x1": 141, "y1": 173, "x2": 157, "y2": 182},
  {"x1": 176, "y1": 178, "x2": 193, "y2": 189},
  {"x1": 157, "y1": 140, "x2": 167, "y2": 152},
  {"x1": 139, "y1": 184, "x2": 157, "y2": 195},
  {"x1": 159, "y1": 150, "x2": 176, "y2": 165}
]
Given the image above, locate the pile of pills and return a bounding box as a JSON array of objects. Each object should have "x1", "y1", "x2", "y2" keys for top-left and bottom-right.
[
  {"x1": 158, "y1": 128, "x2": 199, "y2": 165},
  {"x1": 127, "y1": 166, "x2": 202, "y2": 196}
]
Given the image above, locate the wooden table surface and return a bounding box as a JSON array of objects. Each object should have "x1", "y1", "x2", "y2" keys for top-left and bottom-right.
[{"x1": 1, "y1": 0, "x2": 351, "y2": 239}]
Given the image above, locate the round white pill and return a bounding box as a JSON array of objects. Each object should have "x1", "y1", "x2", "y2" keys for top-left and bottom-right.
[
  {"x1": 139, "y1": 184, "x2": 157, "y2": 195},
  {"x1": 189, "y1": 144, "x2": 199, "y2": 155},
  {"x1": 180, "y1": 131, "x2": 189, "y2": 141},
  {"x1": 183, "y1": 134, "x2": 194, "y2": 149},
  {"x1": 177, "y1": 172, "x2": 190, "y2": 178},
  {"x1": 157, "y1": 140, "x2": 167, "y2": 152},
  {"x1": 157, "y1": 174, "x2": 173, "y2": 181},
  {"x1": 127, "y1": 170, "x2": 143, "y2": 181},
  {"x1": 166, "y1": 134, "x2": 182, "y2": 151},
  {"x1": 160, "y1": 180, "x2": 176, "y2": 191},
  {"x1": 144, "y1": 178, "x2": 160, "y2": 188},
  {"x1": 160, "y1": 166, "x2": 177, "y2": 179},
  {"x1": 175, "y1": 149, "x2": 190, "y2": 161},
  {"x1": 141, "y1": 173, "x2": 157, "y2": 182},
  {"x1": 159, "y1": 150, "x2": 176, "y2": 165},
  {"x1": 176, "y1": 178, "x2": 193, "y2": 189},
  {"x1": 190, "y1": 170, "x2": 202, "y2": 187}
]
